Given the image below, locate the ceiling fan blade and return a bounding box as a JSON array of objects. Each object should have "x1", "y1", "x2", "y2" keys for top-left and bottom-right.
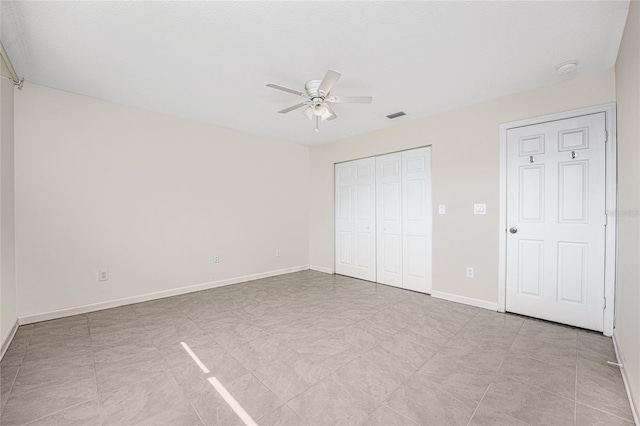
[
  {"x1": 267, "y1": 83, "x2": 306, "y2": 97},
  {"x1": 327, "y1": 96, "x2": 372, "y2": 104},
  {"x1": 317, "y1": 70, "x2": 342, "y2": 97},
  {"x1": 278, "y1": 102, "x2": 307, "y2": 114}
]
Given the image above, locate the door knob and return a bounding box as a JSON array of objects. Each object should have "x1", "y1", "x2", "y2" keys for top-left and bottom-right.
[{"x1": 509, "y1": 227, "x2": 518, "y2": 234}]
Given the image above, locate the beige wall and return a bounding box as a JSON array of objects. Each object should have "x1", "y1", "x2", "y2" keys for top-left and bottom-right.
[
  {"x1": 0, "y1": 60, "x2": 17, "y2": 349},
  {"x1": 15, "y1": 83, "x2": 309, "y2": 319},
  {"x1": 615, "y1": 0, "x2": 640, "y2": 418},
  {"x1": 310, "y1": 68, "x2": 616, "y2": 305}
]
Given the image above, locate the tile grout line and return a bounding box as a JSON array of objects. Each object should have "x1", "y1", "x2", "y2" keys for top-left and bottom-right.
[
  {"x1": 576, "y1": 400, "x2": 636, "y2": 423},
  {"x1": 2, "y1": 324, "x2": 34, "y2": 414},
  {"x1": 19, "y1": 398, "x2": 97, "y2": 426},
  {"x1": 574, "y1": 333, "x2": 579, "y2": 425},
  {"x1": 466, "y1": 382, "x2": 494, "y2": 426},
  {"x1": 86, "y1": 314, "x2": 105, "y2": 426}
]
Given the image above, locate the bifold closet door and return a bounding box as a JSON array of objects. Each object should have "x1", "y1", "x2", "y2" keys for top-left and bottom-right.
[
  {"x1": 376, "y1": 153, "x2": 403, "y2": 288},
  {"x1": 335, "y1": 158, "x2": 376, "y2": 282},
  {"x1": 402, "y1": 147, "x2": 433, "y2": 293}
]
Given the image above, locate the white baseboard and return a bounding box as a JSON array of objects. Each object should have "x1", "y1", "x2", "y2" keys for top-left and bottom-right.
[
  {"x1": 431, "y1": 290, "x2": 498, "y2": 311},
  {"x1": 0, "y1": 319, "x2": 19, "y2": 361},
  {"x1": 310, "y1": 265, "x2": 334, "y2": 274},
  {"x1": 613, "y1": 329, "x2": 639, "y2": 425},
  {"x1": 18, "y1": 264, "x2": 310, "y2": 325}
]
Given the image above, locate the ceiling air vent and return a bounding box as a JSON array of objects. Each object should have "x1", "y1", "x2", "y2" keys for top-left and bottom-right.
[{"x1": 386, "y1": 111, "x2": 406, "y2": 119}]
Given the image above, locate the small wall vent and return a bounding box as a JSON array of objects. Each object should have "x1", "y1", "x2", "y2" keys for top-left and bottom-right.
[{"x1": 386, "y1": 111, "x2": 406, "y2": 119}]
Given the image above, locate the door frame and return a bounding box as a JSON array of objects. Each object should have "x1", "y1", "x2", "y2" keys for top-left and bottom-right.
[{"x1": 498, "y1": 103, "x2": 617, "y2": 336}]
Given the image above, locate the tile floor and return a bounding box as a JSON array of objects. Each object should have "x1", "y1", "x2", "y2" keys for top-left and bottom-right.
[{"x1": 0, "y1": 270, "x2": 634, "y2": 425}]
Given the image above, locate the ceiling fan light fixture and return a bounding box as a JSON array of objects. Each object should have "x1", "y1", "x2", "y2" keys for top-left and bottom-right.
[
  {"x1": 312, "y1": 100, "x2": 327, "y2": 116},
  {"x1": 302, "y1": 106, "x2": 314, "y2": 120}
]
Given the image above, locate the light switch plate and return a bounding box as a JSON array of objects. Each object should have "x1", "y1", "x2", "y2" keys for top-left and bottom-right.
[
  {"x1": 474, "y1": 204, "x2": 486, "y2": 215},
  {"x1": 438, "y1": 204, "x2": 446, "y2": 214}
]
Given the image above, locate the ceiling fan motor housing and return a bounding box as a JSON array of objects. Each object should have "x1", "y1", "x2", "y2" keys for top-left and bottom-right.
[{"x1": 304, "y1": 80, "x2": 323, "y2": 98}]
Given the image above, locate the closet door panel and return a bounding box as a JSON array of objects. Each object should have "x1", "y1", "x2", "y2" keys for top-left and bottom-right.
[
  {"x1": 353, "y1": 158, "x2": 377, "y2": 281},
  {"x1": 402, "y1": 147, "x2": 433, "y2": 293},
  {"x1": 376, "y1": 153, "x2": 403, "y2": 287},
  {"x1": 335, "y1": 162, "x2": 355, "y2": 277}
]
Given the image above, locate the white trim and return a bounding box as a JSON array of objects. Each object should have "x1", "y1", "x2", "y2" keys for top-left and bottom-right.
[
  {"x1": 310, "y1": 264, "x2": 334, "y2": 274},
  {"x1": 613, "y1": 329, "x2": 640, "y2": 425},
  {"x1": 431, "y1": 290, "x2": 498, "y2": 311},
  {"x1": 498, "y1": 103, "x2": 617, "y2": 335},
  {"x1": 18, "y1": 265, "x2": 310, "y2": 325},
  {"x1": 0, "y1": 319, "x2": 19, "y2": 360}
]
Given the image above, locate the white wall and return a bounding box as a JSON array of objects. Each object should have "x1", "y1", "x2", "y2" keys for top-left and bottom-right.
[
  {"x1": 0, "y1": 59, "x2": 17, "y2": 350},
  {"x1": 614, "y1": 0, "x2": 640, "y2": 418},
  {"x1": 309, "y1": 68, "x2": 616, "y2": 306},
  {"x1": 15, "y1": 83, "x2": 309, "y2": 320}
]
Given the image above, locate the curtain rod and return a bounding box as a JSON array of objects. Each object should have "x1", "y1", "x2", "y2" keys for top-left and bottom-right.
[{"x1": 0, "y1": 40, "x2": 23, "y2": 90}]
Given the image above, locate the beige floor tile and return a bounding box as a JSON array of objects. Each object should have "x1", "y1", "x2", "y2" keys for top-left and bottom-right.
[
  {"x1": 95, "y1": 348, "x2": 167, "y2": 395},
  {"x1": 144, "y1": 318, "x2": 205, "y2": 347},
  {"x1": 361, "y1": 405, "x2": 417, "y2": 426},
  {"x1": 439, "y1": 337, "x2": 510, "y2": 372},
  {"x1": 577, "y1": 330, "x2": 617, "y2": 363},
  {"x1": 417, "y1": 353, "x2": 495, "y2": 402},
  {"x1": 90, "y1": 325, "x2": 152, "y2": 350},
  {"x1": 497, "y1": 354, "x2": 576, "y2": 399},
  {"x1": 319, "y1": 343, "x2": 366, "y2": 372},
  {"x1": 509, "y1": 334, "x2": 578, "y2": 369},
  {"x1": 379, "y1": 332, "x2": 437, "y2": 370},
  {"x1": 293, "y1": 334, "x2": 357, "y2": 364},
  {"x1": 577, "y1": 354, "x2": 634, "y2": 421},
  {"x1": 171, "y1": 363, "x2": 244, "y2": 426},
  {"x1": 11, "y1": 353, "x2": 95, "y2": 395},
  {"x1": 335, "y1": 321, "x2": 391, "y2": 351},
  {"x1": 26, "y1": 399, "x2": 101, "y2": 426},
  {"x1": 385, "y1": 373, "x2": 477, "y2": 426},
  {"x1": 257, "y1": 404, "x2": 308, "y2": 426},
  {"x1": 210, "y1": 322, "x2": 268, "y2": 349},
  {"x1": 288, "y1": 374, "x2": 377, "y2": 425},
  {"x1": 225, "y1": 373, "x2": 283, "y2": 420},
  {"x1": 468, "y1": 404, "x2": 528, "y2": 426},
  {"x1": 0, "y1": 377, "x2": 97, "y2": 426},
  {"x1": 253, "y1": 351, "x2": 329, "y2": 401},
  {"x1": 337, "y1": 346, "x2": 414, "y2": 403},
  {"x1": 228, "y1": 335, "x2": 298, "y2": 371},
  {"x1": 477, "y1": 377, "x2": 575, "y2": 425},
  {"x1": 0, "y1": 365, "x2": 19, "y2": 411},
  {"x1": 364, "y1": 309, "x2": 413, "y2": 334},
  {"x1": 23, "y1": 337, "x2": 92, "y2": 363},
  {"x1": 99, "y1": 373, "x2": 201, "y2": 426},
  {"x1": 156, "y1": 333, "x2": 225, "y2": 370},
  {"x1": 576, "y1": 403, "x2": 634, "y2": 425}
]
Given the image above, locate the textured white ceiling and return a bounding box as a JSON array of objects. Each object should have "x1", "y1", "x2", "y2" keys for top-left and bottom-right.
[{"x1": 1, "y1": 1, "x2": 629, "y2": 146}]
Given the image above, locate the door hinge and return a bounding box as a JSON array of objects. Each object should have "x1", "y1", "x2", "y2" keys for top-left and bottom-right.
[
  {"x1": 603, "y1": 297, "x2": 607, "y2": 309},
  {"x1": 604, "y1": 130, "x2": 608, "y2": 143},
  {"x1": 605, "y1": 214, "x2": 608, "y2": 226}
]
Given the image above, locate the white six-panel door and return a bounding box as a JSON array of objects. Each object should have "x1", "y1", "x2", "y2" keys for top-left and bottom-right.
[
  {"x1": 401, "y1": 147, "x2": 433, "y2": 293},
  {"x1": 506, "y1": 113, "x2": 606, "y2": 331},
  {"x1": 337, "y1": 147, "x2": 432, "y2": 294},
  {"x1": 335, "y1": 158, "x2": 376, "y2": 282},
  {"x1": 376, "y1": 153, "x2": 403, "y2": 288}
]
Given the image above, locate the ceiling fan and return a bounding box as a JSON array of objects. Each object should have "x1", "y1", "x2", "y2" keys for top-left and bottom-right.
[{"x1": 267, "y1": 69, "x2": 372, "y2": 132}]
